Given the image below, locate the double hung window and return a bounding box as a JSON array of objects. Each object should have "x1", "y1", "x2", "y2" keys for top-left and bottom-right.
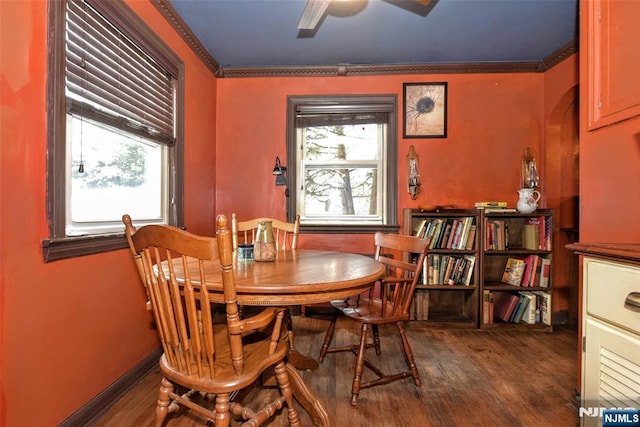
[
  {"x1": 286, "y1": 96, "x2": 398, "y2": 233},
  {"x1": 45, "y1": 0, "x2": 183, "y2": 261}
]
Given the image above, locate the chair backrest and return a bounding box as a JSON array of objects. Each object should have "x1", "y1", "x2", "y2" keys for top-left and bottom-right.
[
  {"x1": 123, "y1": 214, "x2": 152, "y2": 311},
  {"x1": 231, "y1": 214, "x2": 300, "y2": 251},
  {"x1": 372, "y1": 232, "x2": 430, "y2": 318},
  {"x1": 127, "y1": 214, "x2": 279, "y2": 378}
]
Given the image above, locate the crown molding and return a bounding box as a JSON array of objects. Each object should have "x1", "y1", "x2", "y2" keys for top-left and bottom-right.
[
  {"x1": 153, "y1": 0, "x2": 577, "y2": 79},
  {"x1": 151, "y1": 0, "x2": 219, "y2": 74}
]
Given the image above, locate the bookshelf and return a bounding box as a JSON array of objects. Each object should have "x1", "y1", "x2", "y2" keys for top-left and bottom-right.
[
  {"x1": 403, "y1": 208, "x2": 480, "y2": 327},
  {"x1": 480, "y1": 209, "x2": 554, "y2": 331}
]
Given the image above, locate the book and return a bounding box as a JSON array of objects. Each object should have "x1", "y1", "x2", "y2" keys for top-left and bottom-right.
[
  {"x1": 494, "y1": 293, "x2": 520, "y2": 322},
  {"x1": 438, "y1": 255, "x2": 449, "y2": 285},
  {"x1": 501, "y1": 257, "x2": 526, "y2": 286},
  {"x1": 522, "y1": 223, "x2": 540, "y2": 250},
  {"x1": 413, "y1": 291, "x2": 430, "y2": 320},
  {"x1": 483, "y1": 290, "x2": 491, "y2": 324},
  {"x1": 448, "y1": 219, "x2": 462, "y2": 249},
  {"x1": 429, "y1": 219, "x2": 444, "y2": 249},
  {"x1": 462, "y1": 254, "x2": 476, "y2": 286},
  {"x1": 538, "y1": 258, "x2": 551, "y2": 287},
  {"x1": 439, "y1": 222, "x2": 453, "y2": 249},
  {"x1": 483, "y1": 208, "x2": 518, "y2": 213},
  {"x1": 534, "y1": 291, "x2": 551, "y2": 325},
  {"x1": 520, "y1": 254, "x2": 539, "y2": 287},
  {"x1": 465, "y1": 224, "x2": 477, "y2": 250},
  {"x1": 423, "y1": 254, "x2": 431, "y2": 284},
  {"x1": 474, "y1": 201, "x2": 508, "y2": 208},
  {"x1": 414, "y1": 219, "x2": 427, "y2": 237},
  {"x1": 458, "y1": 217, "x2": 474, "y2": 249},
  {"x1": 488, "y1": 292, "x2": 494, "y2": 324},
  {"x1": 519, "y1": 291, "x2": 537, "y2": 324},
  {"x1": 511, "y1": 294, "x2": 530, "y2": 323},
  {"x1": 544, "y1": 216, "x2": 552, "y2": 250}
]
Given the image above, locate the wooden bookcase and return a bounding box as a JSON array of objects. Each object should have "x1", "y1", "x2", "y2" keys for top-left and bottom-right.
[
  {"x1": 479, "y1": 209, "x2": 554, "y2": 331},
  {"x1": 402, "y1": 208, "x2": 480, "y2": 327},
  {"x1": 403, "y1": 207, "x2": 554, "y2": 330}
]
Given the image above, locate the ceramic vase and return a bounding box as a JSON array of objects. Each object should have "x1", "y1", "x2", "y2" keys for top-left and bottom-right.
[{"x1": 516, "y1": 188, "x2": 541, "y2": 214}]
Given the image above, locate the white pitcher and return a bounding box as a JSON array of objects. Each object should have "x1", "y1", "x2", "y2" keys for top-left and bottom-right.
[{"x1": 516, "y1": 188, "x2": 540, "y2": 214}]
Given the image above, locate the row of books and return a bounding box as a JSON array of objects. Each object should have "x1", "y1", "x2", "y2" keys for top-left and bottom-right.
[
  {"x1": 521, "y1": 216, "x2": 552, "y2": 250},
  {"x1": 485, "y1": 219, "x2": 509, "y2": 250},
  {"x1": 414, "y1": 217, "x2": 476, "y2": 250},
  {"x1": 484, "y1": 215, "x2": 552, "y2": 251},
  {"x1": 501, "y1": 255, "x2": 550, "y2": 288},
  {"x1": 422, "y1": 254, "x2": 476, "y2": 286},
  {"x1": 410, "y1": 290, "x2": 430, "y2": 320},
  {"x1": 483, "y1": 290, "x2": 551, "y2": 325}
]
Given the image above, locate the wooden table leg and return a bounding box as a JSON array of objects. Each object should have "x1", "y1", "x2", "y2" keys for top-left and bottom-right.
[
  {"x1": 286, "y1": 310, "x2": 320, "y2": 371},
  {"x1": 285, "y1": 363, "x2": 330, "y2": 427}
]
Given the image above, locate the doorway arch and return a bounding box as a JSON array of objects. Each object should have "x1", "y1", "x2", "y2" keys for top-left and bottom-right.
[{"x1": 544, "y1": 85, "x2": 579, "y2": 325}]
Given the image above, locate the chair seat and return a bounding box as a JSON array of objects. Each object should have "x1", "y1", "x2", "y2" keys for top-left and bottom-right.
[
  {"x1": 160, "y1": 325, "x2": 289, "y2": 394},
  {"x1": 330, "y1": 298, "x2": 409, "y2": 324}
]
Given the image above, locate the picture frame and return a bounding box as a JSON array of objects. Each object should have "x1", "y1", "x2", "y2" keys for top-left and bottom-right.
[{"x1": 403, "y1": 82, "x2": 448, "y2": 138}]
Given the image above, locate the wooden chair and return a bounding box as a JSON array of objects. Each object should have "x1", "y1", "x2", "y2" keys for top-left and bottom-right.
[
  {"x1": 230, "y1": 213, "x2": 314, "y2": 368},
  {"x1": 317, "y1": 232, "x2": 429, "y2": 406},
  {"x1": 231, "y1": 214, "x2": 300, "y2": 251},
  {"x1": 123, "y1": 214, "x2": 301, "y2": 426}
]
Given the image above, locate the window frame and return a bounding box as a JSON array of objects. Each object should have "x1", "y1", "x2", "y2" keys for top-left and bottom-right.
[
  {"x1": 43, "y1": 0, "x2": 184, "y2": 262},
  {"x1": 286, "y1": 95, "x2": 399, "y2": 234}
]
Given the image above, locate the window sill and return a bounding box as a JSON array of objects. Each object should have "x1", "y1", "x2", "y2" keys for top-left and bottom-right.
[
  {"x1": 300, "y1": 224, "x2": 400, "y2": 234},
  {"x1": 42, "y1": 234, "x2": 128, "y2": 262}
]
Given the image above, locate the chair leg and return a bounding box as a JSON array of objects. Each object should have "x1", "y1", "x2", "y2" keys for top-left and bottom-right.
[
  {"x1": 213, "y1": 393, "x2": 231, "y2": 427},
  {"x1": 351, "y1": 322, "x2": 370, "y2": 406},
  {"x1": 371, "y1": 324, "x2": 381, "y2": 355},
  {"x1": 396, "y1": 321, "x2": 421, "y2": 387},
  {"x1": 156, "y1": 377, "x2": 173, "y2": 427},
  {"x1": 318, "y1": 312, "x2": 338, "y2": 363}
]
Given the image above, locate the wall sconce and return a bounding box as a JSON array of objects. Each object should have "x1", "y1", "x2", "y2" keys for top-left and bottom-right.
[
  {"x1": 407, "y1": 145, "x2": 421, "y2": 200},
  {"x1": 272, "y1": 156, "x2": 287, "y2": 186},
  {"x1": 521, "y1": 147, "x2": 539, "y2": 189}
]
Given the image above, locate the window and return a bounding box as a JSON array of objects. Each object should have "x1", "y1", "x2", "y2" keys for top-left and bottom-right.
[
  {"x1": 44, "y1": 0, "x2": 184, "y2": 261},
  {"x1": 286, "y1": 96, "x2": 398, "y2": 233}
]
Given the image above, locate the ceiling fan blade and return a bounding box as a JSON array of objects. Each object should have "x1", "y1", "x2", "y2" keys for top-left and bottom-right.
[{"x1": 297, "y1": 0, "x2": 331, "y2": 30}]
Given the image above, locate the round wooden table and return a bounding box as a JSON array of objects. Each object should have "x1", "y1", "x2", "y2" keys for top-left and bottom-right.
[{"x1": 170, "y1": 249, "x2": 385, "y2": 427}]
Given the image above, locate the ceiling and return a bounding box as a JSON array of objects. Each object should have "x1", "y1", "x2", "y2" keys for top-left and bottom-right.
[{"x1": 158, "y1": 0, "x2": 578, "y2": 77}]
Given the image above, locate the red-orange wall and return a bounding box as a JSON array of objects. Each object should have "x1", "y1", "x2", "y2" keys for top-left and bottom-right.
[
  {"x1": 578, "y1": 2, "x2": 640, "y2": 242},
  {"x1": 0, "y1": 1, "x2": 217, "y2": 425},
  {"x1": 216, "y1": 72, "x2": 568, "y2": 247}
]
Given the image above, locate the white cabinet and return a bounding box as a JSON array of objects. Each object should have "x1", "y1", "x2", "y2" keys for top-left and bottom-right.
[{"x1": 580, "y1": 255, "x2": 640, "y2": 427}]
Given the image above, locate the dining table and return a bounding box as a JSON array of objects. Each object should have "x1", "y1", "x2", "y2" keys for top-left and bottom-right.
[{"x1": 168, "y1": 248, "x2": 385, "y2": 427}]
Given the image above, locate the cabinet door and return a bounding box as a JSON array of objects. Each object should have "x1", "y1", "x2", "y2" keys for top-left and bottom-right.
[
  {"x1": 581, "y1": 318, "x2": 640, "y2": 427},
  {"x1": 585, "y1": 0, "x2": 640, "y2": 130}
]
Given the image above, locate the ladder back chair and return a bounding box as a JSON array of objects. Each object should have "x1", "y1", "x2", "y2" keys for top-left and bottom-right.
[
  {"x1": 317, "y1": 232, "x2": 430, "y2": 406},
  {"x1": 123, "y1": 214, "x2": 301, "y2": 426},
  {"x1": 230, "y1": 213, "x2": 309, "y2": 362},
  {"x1": 231, "y1": 214, "x2": 300, "y2": 251}
]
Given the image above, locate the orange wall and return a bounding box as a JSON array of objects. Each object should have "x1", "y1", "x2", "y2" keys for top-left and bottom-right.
[
  {"x1": 216, "y1": 73, "x2": 552, "y2": 246},
  {"x1": 0, "y1": 1, "x2": 217, "y2": 425},
  {"x1": 579, "y1": 116, "x2": 640, "y2": 241},
  {"x1": 578, "y1": 2, "x2": 640, "y2": 242}
]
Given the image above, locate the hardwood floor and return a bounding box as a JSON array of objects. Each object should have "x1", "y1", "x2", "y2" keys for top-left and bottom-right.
[{"x1": 92, "y1": 315, "x2": 579, "y2": 427}]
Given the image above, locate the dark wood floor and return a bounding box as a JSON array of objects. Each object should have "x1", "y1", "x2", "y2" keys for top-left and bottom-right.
[{"x1": 92, "y1": 315, "x2": 579, "y2": 427}]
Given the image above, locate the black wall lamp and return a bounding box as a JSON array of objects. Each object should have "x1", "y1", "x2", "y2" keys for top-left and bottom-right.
[{"x1": 272, "y1": 156, "x2": 287, "y2": 186}]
